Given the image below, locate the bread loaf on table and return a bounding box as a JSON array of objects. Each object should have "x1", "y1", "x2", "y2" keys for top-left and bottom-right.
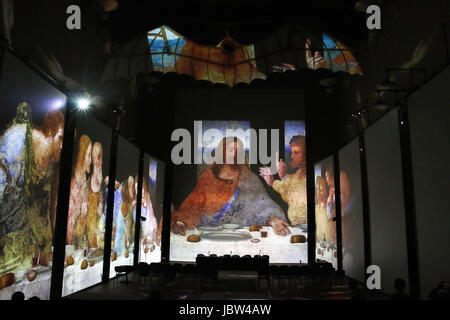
[
  {"x1": 187, "y1": 234, "x2": 201, "y2": 242},
  {"x1": 66, "y1": 255, "x2": 75, "y2": 266},
  {"x1": 290, "y1": 235, "x2": 307, "y2": 243},
  {"x1": 81, "y1": 259, "x2": 88, "y2": 270},
  {"x1": 0, "y1": 273, "x2": 15, "y2": 289},
  {"x1": 249, "y1": 225, "x2": 261, "y2": 231}
]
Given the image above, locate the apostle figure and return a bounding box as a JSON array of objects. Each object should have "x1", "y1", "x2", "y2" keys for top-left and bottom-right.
[
  {"x1": 67, "y1": 135, "x2": 92, "y2": 247},
  {"x1": 0, "y1": 102, "x2": 64, "y2": 274},
  {"x1": 86, "y1": 142, "x2": 105, "y2": 249},
  {"x1": 171, "y1": 136, "x2": 290, "y2": 236},
  {"x1": 259, "y1": 135, "x2": 307, "y2": 227}
]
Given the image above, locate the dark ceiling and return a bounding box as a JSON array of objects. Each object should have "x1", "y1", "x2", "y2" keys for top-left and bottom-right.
[{"x1": 109, "y1": 0, "x2": 368, "y2": 46}]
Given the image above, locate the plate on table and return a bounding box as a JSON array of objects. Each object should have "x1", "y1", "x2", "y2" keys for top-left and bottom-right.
[
  {"x1": 87, "y1": 248, "x2": 104, "y2": 262},
  {"x1": 198, "y1": 226, "x2": 223, "y2": 232},
  {"x1": 222, "y1": 224, "x2": 241, "y2": 230},
  {"x1": 200, "y1": 232, "x2": 251, "y2": 242}
]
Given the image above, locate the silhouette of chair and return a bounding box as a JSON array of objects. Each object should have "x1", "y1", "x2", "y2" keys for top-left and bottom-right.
[
  {"x1": 135, "y1": 262, "x2": 150, "y2": 285},
  {"x1": 115, "y1": 265, "x2": 134, "y2": 285}
]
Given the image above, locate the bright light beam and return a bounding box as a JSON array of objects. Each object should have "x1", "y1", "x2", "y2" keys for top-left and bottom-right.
[{"x1": 76, "y1": 97, "x2": 90, "y2": 111}]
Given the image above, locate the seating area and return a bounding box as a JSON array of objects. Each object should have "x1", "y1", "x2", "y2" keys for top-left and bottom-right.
[{"x1": 67, "y1": 258, "x2": 389, "y2": 300}]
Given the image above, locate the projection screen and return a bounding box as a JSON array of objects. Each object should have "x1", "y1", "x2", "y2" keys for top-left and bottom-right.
[
  {"x1": 0, "y1": 50, "x2": 66, "y2": 300},
  {"x1": 339, "y1": 139, "x2": 365, "y2": 283},
  {"x1": 408, "y1": 65, "x2": 450, "y2": 298},
  {"x1": 365, "y1": 110, "x2": 409, "y2": 295}
]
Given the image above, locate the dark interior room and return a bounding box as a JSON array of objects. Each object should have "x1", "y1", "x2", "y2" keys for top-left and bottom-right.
[{"x1": 0, "y1": 0, "x2": 449, "y2": 309}]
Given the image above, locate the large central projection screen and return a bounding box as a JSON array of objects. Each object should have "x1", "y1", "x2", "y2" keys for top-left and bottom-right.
[
  {"x1": 170, "y1": 89, "x2": 308, "y2": 264},
  {"x1": 365, "y1": 110, "x2": 409, "y2": 295}
]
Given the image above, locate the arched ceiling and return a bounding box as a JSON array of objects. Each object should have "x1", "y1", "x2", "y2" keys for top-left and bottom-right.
[{"x1": 101, "y1": 24, "x2": 363, "y2": 86}]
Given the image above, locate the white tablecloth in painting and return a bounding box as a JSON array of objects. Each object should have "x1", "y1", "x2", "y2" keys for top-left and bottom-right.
[
  {"x1": 0, "y1": 244, "x2": 163, "y2": 299},
  {"x1": 0, "y1": 266, "x2": 52, "y2": 300},
  {"x1": 170, "y1": 226, "x2": 308, "y2": 264},
  {"x1": 62, "y1": 246, "x2": 105, "y2": 297},
  {"x1": 139, "y1": 246, "x2": 161, "y2": 264},
  {"x1": 63, "y1": 261, "x2": 103, "y2": 296},
  {"x1": 315, "y1": 241, "x2": 338, "y2": 269}
]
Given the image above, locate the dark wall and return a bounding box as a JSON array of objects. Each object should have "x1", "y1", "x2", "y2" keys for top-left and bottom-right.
[
  {"x1": 335, "y1": 0, "x2": 450, "y2": 147},
  {"x1": 10, "y1": 0, "x2": 107, "y2": 89}
]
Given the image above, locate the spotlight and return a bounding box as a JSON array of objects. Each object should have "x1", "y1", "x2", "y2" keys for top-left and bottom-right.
[{"x1": 76, "y1": 97, "x2": 91, "y2": 111}]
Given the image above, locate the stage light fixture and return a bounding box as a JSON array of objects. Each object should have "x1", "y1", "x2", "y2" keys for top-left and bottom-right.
[{"x1": 76, "y1": 97, "x2": 91, "y2": 111}]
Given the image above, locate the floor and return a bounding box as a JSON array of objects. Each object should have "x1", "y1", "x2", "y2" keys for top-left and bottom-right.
[{"x1": 65, "y1": 270, "x2": 390, "y2": 300}]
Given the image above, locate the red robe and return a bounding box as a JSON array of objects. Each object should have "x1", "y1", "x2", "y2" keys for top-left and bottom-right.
[{"x1": 171, "y1": 166, "x2": 238, "y2": 229}]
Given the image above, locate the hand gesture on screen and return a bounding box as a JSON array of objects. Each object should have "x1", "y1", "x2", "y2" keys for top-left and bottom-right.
[
  {"x1": 258, "y1": 166, "x2": 271, "y2": 176},
  {"x1": 171, "y1": 221, "x2": 186, "y2": 236},
  {"x1": 306, "y1": 38, "x2": 327, "y2": 69},
  {"x1": 276, "y1": 158, "x2": 287, "y2": 180},
  {"x1": 272, "y1": 62, "x2": 296, "y2": 72},
  {"x1": 268, "y1": 217, "x2": 291, "y2": 236},
  {"x1": 327, "y1": 194, "x2": 335, "y2": 205},
  {"x1": 258, "y1": 167, "x2": 274, "y2": 187}
]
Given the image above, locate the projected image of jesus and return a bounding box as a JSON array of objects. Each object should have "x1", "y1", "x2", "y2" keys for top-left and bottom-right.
[{"x1": 171, "y1": 137, "x2": 290, "y2": 236}]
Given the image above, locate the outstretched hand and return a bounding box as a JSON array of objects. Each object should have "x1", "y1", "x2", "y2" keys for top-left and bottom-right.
[
  {"x1": 269, "y1": 217, "x2": 291, "y2": 236},
  {"x1": 276, "y1": 158, "x2": 287, "y2": 179},
  {"x1": 273, "y1": 62, "x2": 296, "y2": 72},
  {"x1": 305, "y1": 38, "x2": 327, "y2": 69},
  {"x1": 171, "y1": 221, "x2": 186, "y2": 236},
  {"x1": 258, "y1": 166, "x2": 274, "y2": 186}
]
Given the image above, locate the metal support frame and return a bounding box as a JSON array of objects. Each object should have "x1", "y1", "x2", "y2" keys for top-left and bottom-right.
[
  {"x1": 305, "y1": 97, "x2": 316, "y2": 267},
  {"x1": 101, "y1": 114, "x2": 121, "y2": 282},
  {"x1": 358, "y1": 134, "x2": 372, "y2": 278},
  {"x1": 333, "y1": 153, "x2": 343, "y2": 273},
  {"x1": 133, "y1": 151, "x2": 144, "y2": 266},
  {"x1": 49, "y1": 102, "x2": 76, "y2": 300},
  {"x1": 160, "y1": 162, "x2": 172, "y2": 262},
  {"x1": 397, "y1": 104, "x2": 421, "y2": 299}
]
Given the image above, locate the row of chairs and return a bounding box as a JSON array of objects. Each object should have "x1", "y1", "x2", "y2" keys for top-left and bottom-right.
[
  {"x1": 266, "y1": 264, "x2": 344, "y2": 292},
  {"x1": 116, "y1": 260, "x2": 341, "y2": 293}
]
